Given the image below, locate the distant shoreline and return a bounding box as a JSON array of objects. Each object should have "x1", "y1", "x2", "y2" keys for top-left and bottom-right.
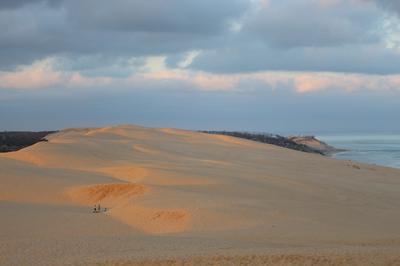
[
  {"x1": 200, "y1": 131, "x2": 344, "y2": 155},
  {"x1": 318, "y1": 134, "x2": 400, "y2": 169},
  {"x1": 1, "y1": 129, "x2": 344, "y2": 156}
]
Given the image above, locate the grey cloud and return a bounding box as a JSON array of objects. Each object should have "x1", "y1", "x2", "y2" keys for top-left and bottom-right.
[
  {"x1": 372, "y1": 0, "x2": 400, "y2": 14},
  {"x1": 0, "y1": 0, "x2": 248, "y2": 69},
  {"x1": 0, "y1": 0, "x2": 399, "y2": 75},
  {"x1": 0, "y1": 0, "x2": 62, "y2": 9},
  {"x1": 244, "y1": 1, "x2": 379, "y2": 48},
  {"x1": 187, "y1": 0, "x2": 400, "y2": 74},
  {"x1": 190, "y1": 42, "x2": 400, "y2": 74},
  {"x1": 0, "y1": 0, "x2": 44, "y2": 9},
  {"x1": 65, "y1": 0, "x2": 248, "y2": 34}
]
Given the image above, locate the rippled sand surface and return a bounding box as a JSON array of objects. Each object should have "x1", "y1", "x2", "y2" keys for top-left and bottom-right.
[{"x1": 1, "y1": 125, "x2": 400, "y2": 265}]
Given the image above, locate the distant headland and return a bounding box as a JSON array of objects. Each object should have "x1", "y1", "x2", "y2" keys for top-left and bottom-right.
[{"x1": 1, "y1": 129, "x2": 343, "y2": 155}]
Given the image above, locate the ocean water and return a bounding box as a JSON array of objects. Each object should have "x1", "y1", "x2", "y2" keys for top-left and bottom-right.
[{"x1": 318, "y1": 134, "x2": 400, "y2": 169}]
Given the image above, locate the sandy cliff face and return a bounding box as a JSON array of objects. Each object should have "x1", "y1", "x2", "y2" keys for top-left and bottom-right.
[
  {"x1": 1, "y1": 125, "x2": 400, "y2": 264},
  {"x1": 289, "y1": 135, "x2": 344, "y2": 154}
]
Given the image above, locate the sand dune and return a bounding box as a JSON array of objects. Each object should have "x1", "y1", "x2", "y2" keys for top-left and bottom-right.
[
  {"x1": 1, "y1": 124, "x2": 400, "y2": 265},
  {"x1": 67, "y1": 183, "x2": 149, "y2": 205}
]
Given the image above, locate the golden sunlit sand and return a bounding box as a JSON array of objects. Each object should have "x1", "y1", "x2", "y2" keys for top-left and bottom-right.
[{"x1": 1, "y1": 125, "x2": 400, "y2": 265}]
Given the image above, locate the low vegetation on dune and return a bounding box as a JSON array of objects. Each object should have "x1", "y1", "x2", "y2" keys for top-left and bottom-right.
[
  {"x1": 0, "y1": 131, "x2": 57, "y2": 152},
  {"x1": 200, "y1": 131, "x2": 330, "y2": 155}
]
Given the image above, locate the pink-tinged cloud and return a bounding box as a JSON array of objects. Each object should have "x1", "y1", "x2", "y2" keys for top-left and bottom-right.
[
  {"x1": 68, "y1": 73, "x2": 113, "y2": 88},
  {"x1": 138, "y1": 70, "x2": 238, "y2": 91},
  {"x1": 0, "y1": 59, "x2": 113, "y2": 90},
  {"x1": 293, "y1": 73, "x2": 400, "y2": 93},
  {"x1": 1, "y1": 59, "x2": 400, "y2": 94},
  {"x1": 0, "y1": 59, "x2": 62, "y2": 90},
  {"x1": 126, "y1": 71, "x2": 400, "y2": 93}
]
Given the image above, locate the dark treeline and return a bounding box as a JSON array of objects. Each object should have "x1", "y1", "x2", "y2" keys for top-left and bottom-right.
[
  {"x1": 0, "y1": 131, "x2": 57, "y2": 152},
  {"x1": 200, "y1": 131, "x2": 324, "y2": 155}
]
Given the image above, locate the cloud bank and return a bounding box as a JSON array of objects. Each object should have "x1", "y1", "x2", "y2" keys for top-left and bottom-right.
[
  {"x1": 1, "y1": 0, "x2": 400, "y2": 132},
  {"x1": 0, "y1": 0, "x2": 399, "y2": 76}
]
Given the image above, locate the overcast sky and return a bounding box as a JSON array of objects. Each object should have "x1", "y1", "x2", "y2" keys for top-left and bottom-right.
[{"x1": 1, "y1": 0, "x2": 400, "y2": 133}]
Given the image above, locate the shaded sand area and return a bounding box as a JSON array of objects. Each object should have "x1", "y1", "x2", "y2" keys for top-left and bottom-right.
[{"x1": 1, "y1": 125, "x2": 400, "y2": 265}]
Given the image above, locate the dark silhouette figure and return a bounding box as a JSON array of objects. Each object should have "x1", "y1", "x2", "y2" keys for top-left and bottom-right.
[{"x1": 93, "y1": 204, "x2": 107, "y2": 213}]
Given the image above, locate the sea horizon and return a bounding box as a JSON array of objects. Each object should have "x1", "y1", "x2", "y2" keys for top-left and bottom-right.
[{"x1": 318, "y1": 133, "x2": 400, "y2": 169}]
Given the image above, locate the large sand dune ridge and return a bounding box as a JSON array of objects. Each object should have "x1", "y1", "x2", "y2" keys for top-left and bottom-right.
[{"x1": 1, "y1": 125, "x2": 400, "y2": 265}]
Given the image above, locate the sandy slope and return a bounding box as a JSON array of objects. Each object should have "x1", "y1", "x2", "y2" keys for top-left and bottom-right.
[{"x1": 1, "y1": 125, "x2": 400, "y2": 265}]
